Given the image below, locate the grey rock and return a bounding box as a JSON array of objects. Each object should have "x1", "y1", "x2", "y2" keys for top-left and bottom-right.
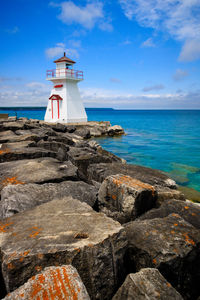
[
  {"x1": 125, "y1": 214, "x2": 200, "y2": 300},
  {"x1": 0, "y1": 158, "x2": 78, "y2": 192},
  {"x1": 67, "y1": 147, "x2": 120, "y2": 181},
  {"x1": 107, "y1": 125, "x2": 124, "y2": 136},
  {"x1": 0, "y1": 131, "x2": 18, "y2": 143},
  {"x1": 3, "y1": 265, "x2": 90, "y2": 300},
  {"x1": 98, "y1": 175, "x2": 157, "y2": 223},
  {"x1": 2, "y1": 121, "x2": 25, "y2": 131},
  {"x1": 87, "y1": 163, "x2": 177, "y2": 189},
  {"x1": 0, "y1": 197, "x2": 127, "y2": 300},
  {"x1": 138, "y1": 199, "x2": 200, "y2": 229},
  {"x1": 0, "y1": 180, "x2": 98, "y2": 218},
  {"x1": 74, "y1": 127, "x2": 91, "y2": 139},
  {"x1": 112, "y1": 268, "x2": 183, "y2": 300},
  {"x1": 0, "y1": 141, "x2": 57, "y2": 163}
]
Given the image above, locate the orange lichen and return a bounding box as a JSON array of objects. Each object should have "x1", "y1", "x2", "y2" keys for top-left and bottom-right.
[
  {"x1": 191, "y1": 212, "x2": 196, "y2": 216},
  {"x1": 183, "y1": 233, "x2": 195, "y2": 246},
  {"x1": 1, "y1": 176, "x2": 24, "y2": 187},
  {"x1": 7, "y1": 262, "x2": 14, "y2": 270},
  {"x1": 112, "y1": 194, "x2": 117, "y2": 200},
  {"x1": 152, "y1": 258, "x2": 157, "y2": 264},
  {"x1": 171, "y1": 230, "x2": 175, "y2": 234},
  {"x1": 112, "y1": 175, "x2": 155, "y2": 196},
  {"x1": 166, "y1": 282, "x2": 171, "y2": 288},
  {"x1": 174, "y1": 223, "x2": 178, "y2": 226},
  {"x1": 184, "y1": 206, "x2": 189, "y2": 210},
  {"x1": 37, "y1": 253, "x2": 44, "y2": 260},
  {"x1": 28, "y1": 226, "x2": 42, "y2": 238},
  {"x1": 35, "y1": 266, "x2": 42, "y2": 272},
  {"x1": 0, "y1": 221, "x2": 13, "y2": 233},
  {"x1": 0, "y1": 148, "x2": 10, "y2": 155}
]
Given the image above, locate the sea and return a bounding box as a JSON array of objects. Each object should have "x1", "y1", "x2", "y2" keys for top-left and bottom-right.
[{"x1": 1, "y1": 107, "x2": 200, "y2": 198}]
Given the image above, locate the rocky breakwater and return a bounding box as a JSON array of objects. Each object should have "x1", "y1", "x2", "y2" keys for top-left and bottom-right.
[{"x1": 0, "y1": 117, "x2": 199, "y2": 300}]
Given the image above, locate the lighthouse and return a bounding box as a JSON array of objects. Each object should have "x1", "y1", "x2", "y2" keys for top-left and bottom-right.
[{"x1": 44, "y1": 53, "x2": 87, "y2": 123}]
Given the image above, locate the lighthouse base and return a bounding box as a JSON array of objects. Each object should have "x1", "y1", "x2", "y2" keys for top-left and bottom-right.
[
  {"x1": 44, "y1": 117, "x2": 88, "y2": 124},
  {"x1": 44, "y1": 80, "x2": 87, "y2": 124}
]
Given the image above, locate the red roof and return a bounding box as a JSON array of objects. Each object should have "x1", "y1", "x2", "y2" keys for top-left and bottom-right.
[
  {"x1": 54, "y1": 52, "x2": 76, "y2": 64},
  {"x1": 49, "y1": 94, "x2": 63, "y2": 100}
]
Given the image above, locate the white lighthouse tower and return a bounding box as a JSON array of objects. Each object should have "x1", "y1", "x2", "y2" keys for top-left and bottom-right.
[{"x1": 44, "y1": 53, "x2": 87, "y2": 123}]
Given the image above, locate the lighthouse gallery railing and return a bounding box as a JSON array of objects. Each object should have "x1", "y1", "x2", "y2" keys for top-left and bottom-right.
[{"x1": 46, "y1": 69, "x2": 83, "y2": 80}]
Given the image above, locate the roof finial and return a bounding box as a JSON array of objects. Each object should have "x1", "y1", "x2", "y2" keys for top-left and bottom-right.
[{"x1": 64, "y1": 52, "x2": 66, "y2": 57}]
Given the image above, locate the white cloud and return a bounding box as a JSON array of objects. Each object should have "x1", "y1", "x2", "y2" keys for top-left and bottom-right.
[
  {"x1": 119, "y1": 0, "x2": 200, "y2": 62},
  {"x1": 142, "y1": 84, "x2": 165, "y2": 92},
  {"x1": 51, "y1": 1, "x2": 112, "y2": 31},
  {"x1": 141, "y1": 37, "x2": 155, "y2": 48},
  {"x1": 45, "y1": 43, "x2": 79, "y2": 59},
  {"x1": 81, "y1": 87, "x2": 200, "y2": 109},
  {"x1": 1, "y1": 84, "x2": 200, "y2": 108},
  {"x1": 173, "y1": 69, "x2": 189, "y2": 81},
  {"x1": 179, "y1": 39, "x2": 200, "y2": 62},
  {"x1": 55, "y1": 1, "x2": 103, "y2": 29}
]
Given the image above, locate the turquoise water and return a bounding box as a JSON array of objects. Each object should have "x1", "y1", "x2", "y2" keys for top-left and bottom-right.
[{"x1": 1, "y1": 107, "x2": 200, "y2": 192}]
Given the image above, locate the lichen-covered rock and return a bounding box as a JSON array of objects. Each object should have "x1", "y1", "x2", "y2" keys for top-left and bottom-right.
[
  {"x1": 138, "y1": 199, "x2": 200, "y2": 229},
  {"x1": 0, "y1": 158, "x2": 78, "y2": 191},
  {"x1": 98, "y1": 174, "x2": 157, "y2": 223},
  {"x1": 87, "y1": 163, "x2": 177, "y2": 189},
  {"x1": 2, "y1": 121, "x2": 25, "y2": 131},
  {"x1": 125, "y1": 214, "x2": 200, "y2": 300},
  {"x1": 3, "y1": 265, "x2": 90, "y2": 300},
  {"x1": 0, "y1": 181, "x2": 98, "y2": 219},
  {"x1": 0, "y1": 197, "x2": 127, "y2": 300},
  {"x1": 112, "y1": 268, "x2": 183, "y2": 300}
]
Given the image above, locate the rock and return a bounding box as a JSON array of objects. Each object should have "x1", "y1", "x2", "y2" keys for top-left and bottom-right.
[
  {"x1": 125, "y1": 214, "x2": 200, "y2": 300},
  {"x1": 75, "y1": 128, "x2": 91, "y2": 139},
  {"x1": 107, "y1": 125, "x2": 124, "y2": 136},
  {"x1": 37, "y1": 140, "x2": 69, "y2": 161},
  {"x1": 138, "y1": 199, "x2": 200, "y2": 229},
  {"x1": 0, "y1": 141, "x2": 57, "y2": 163},
  {"x1": 49, "y1": 123, "x2": 67, "y2": 133},
  {"x1": 0, "y1": 131, "x2": 18, "y2": 143},
  {"x1": 112, "y1": 268, "x2": 183, "y2": 300},
  {"x1": 87, "y1": 163, "x2": 177, "y2": 189},
  {"x1": 0, "y1": 197, "x2": 127, "y2": 299},
  {"x1": 3, "y1": 265, "x2": 90, "y2": 300},
  {"x1": 2, "y1": 121, "x2": 25, "y2": 131},
  {"x1": 156, "y1": 186, "x2": 185, "y2": 205},
  {"x1": 67, "y1": 147, "x2": 121, "y2": 181},
  {"x1": 0, "y1": 158, "x2": 78, "y2": 192},
  {"x1": 0, "y1": 181, "x2": 98, "y2": 218},
  {"x1": 98, "y1": 175, "x2": 157, "y2": 223}
]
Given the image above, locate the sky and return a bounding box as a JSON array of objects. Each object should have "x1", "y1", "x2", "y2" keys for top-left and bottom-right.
[{"x1": 0, "y1": 0, "x2": 200, "y2": 109}]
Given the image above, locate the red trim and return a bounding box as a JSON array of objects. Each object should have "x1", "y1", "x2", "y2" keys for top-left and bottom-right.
[
  {"x1": 49, "y1": 94, "x2": 63, "y2": 100},
  {"x1": 57, "y1": 100, "x2": 60, "y2": 119},
  {"x1": 54, "y1": 84, "x2": 63, "y2": 88},
  {"x1": 51, "y1": 100, "x2": 53, "y2": 119}
]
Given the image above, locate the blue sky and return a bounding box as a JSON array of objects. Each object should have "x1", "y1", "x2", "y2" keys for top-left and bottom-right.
[{"x1": 1, "y1": 0, "x2": 200, "y2": 108}]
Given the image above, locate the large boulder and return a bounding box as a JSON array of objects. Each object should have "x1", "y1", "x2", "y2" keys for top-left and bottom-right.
[
  {"x1": 98, "y1": 174, "x2": 157, "y2": 223},
  {"x1": 125, "y1": 214, "x2": 200, "y2": 300},
  {"x1": 138, "y1": 199, "x2": 200, "y2": 230},
  {"x1": 2, "y1": 121, "x2": 25, "y2": 131},
  {"x1": 0, "y1": 158, "x2": 78, "y2": 192},
  {"x1": 67, "y1": 147, "x2": 122, "y2": 181},
  {"x1": 0, "y1": 181, "x2": 98, "y2": 219},
  {"x1": 112, "y1": 268, "x2": 183, "y2": 300},
  {"x1": 3, "y1": 265, "x2": 90, "y2": 300},
  {"x1": 87, "y1": 163, "x2": 177, "y2": 189},
  {"x1": 0, "y1": 197, "x2": 127, "y2": 300},
  {"x1": 0, "y1": 141, "x2": 57, "y2": 163}
]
